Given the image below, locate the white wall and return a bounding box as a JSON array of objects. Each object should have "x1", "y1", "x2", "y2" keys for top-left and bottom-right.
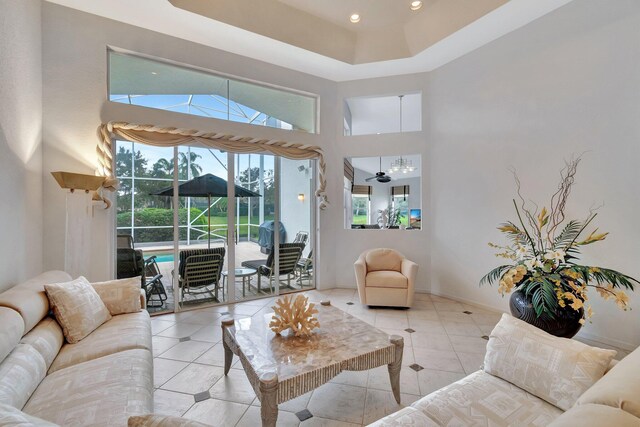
[
  {"x1": 0, "y1": 0, "x2": 43, "y2": 292},
  {"x1": 427, "y1": 0, "x2": 640, "y2": 349},
  {"x1": 41, "y1": 3, "x2": 338, "y2": 285}
]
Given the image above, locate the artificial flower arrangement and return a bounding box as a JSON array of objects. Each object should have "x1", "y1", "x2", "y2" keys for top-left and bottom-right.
[{"x1": 481, "y1": 157, "x2": 637, "y2": 324}]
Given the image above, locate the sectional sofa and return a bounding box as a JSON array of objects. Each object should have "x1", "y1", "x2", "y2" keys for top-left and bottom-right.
[{"x1": 0, "y1": 271, "x2": 153, "y2": 426}]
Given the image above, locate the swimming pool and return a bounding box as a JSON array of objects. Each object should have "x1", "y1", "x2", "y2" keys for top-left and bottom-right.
[{"x1": 145, "y1": 253, "x2": 174, "y2": 263}]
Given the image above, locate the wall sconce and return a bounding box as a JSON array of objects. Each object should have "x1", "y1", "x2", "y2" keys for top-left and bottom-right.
[{"x1": 298, "y1": 193, "x2": 305, "y2": 202}]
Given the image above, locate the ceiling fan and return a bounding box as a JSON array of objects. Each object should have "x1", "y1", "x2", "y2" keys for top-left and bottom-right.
[{"x1": 365, "y1": 157, "x2": 391, "y2": 183}]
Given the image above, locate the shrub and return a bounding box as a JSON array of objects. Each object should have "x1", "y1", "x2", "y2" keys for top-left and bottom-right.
[{"x1": 117, "y1": 208, "x2": 207, "y2": 243}]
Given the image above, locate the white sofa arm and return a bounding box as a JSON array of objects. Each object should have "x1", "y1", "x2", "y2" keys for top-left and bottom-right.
[
  {"x1": 401, "y1": 258, "x2": 418, "y2": 307},
  {"x1": 354, "y1": 253, "x2": 368, "y2": 303}
]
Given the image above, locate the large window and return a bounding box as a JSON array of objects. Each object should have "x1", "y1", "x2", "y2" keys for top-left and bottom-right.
[{"x1": 108, "y1": 51, "x2": 317, "y2": 133}]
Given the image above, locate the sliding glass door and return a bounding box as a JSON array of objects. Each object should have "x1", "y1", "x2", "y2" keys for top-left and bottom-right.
[{"x1": 114, "y1": 140, "x2": 316, "y2": 314}]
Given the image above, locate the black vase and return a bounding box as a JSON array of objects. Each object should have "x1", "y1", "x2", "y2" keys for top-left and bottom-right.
[{"x1": 509, "y1": 290, "x2": 584, "y2": 338}]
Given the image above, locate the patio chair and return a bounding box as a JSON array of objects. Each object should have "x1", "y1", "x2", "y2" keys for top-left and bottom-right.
[
  {"x1": 117, "y1": 234, "x2": 134, "y2": 249},
  {"x1": 144, "y1": 255, "x2": 167, "y2": 308},
  {"x1": 242, "y1": 243, "x2": 304, "y2": 292},
  {"x1": 296, "y1": 249, "x2": 313, "y2": 287},
  {"x1": 177, "y1": 248, "x2": 226, "y2": 301},
  {"x1": 116, "y1": 248, "x2": 145, "y2": 285},
  {"x1": 293, "y1": 231, "x2": 309, "y2": 245}
]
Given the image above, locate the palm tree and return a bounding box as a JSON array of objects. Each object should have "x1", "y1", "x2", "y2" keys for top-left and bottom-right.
[{"x1": 179, "y1": 151, "x2": 203, "y2": 179}]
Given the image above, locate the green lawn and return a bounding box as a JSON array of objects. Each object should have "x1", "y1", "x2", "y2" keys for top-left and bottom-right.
[
  {"x1": 352, "y1": 215, "x2": 368, "y2": 225},
  {"x1": 193, "y1": 215, "x2": 274, "y2": 240}
]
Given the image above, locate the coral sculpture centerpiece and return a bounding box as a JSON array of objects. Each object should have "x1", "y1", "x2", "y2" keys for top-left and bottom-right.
[{"x1": 269, "y1": 295, "x2": 320, "y2": 337}]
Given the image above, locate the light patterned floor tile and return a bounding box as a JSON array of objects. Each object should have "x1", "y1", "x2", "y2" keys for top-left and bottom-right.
[
  {"x1": 307, "y1": 383, "x2": 366, "y2": 425},
  {"x1": 153, "y1": 389, "x2": 195, "y2": 417},
  {"x1": 441, "y1": 321, "x2": 483, "y2": 337},
  {"x1": 416, "y1": 368, "x2": 467, "y2": 396},
  {"x1": 183, "y1": 399, "x2": 248, "y2": 426},
  {"x1": 236, "y1": 406, "x2": 300, "y2": 427},
  {"x1": 367, "y1": 366, "x2": 420, "y2": 395},
  {"x1": 158, "y1": 340, "x2": 213, "y2": 362},
  {"x1": 152, "y1": 336, "x2": 180, "y2": 357},
  {"x1": 154, "y1": 358, "x2": 189, "y2": 388},
  {"x1": 412, "y1": 348, "x2": 464, "y2": 373},
  {"x1": 208, "y1": 369, "x2": 256, "y2": 404},
  {"x1": 161, "y1": 364, "x2": 224, "y2": 394},
  {"x1": 156, "y1": 322, "x2": 207, "y2": 339},
  {"x1": 411, "y1": 332, "x2": 453, "y2": 351}
]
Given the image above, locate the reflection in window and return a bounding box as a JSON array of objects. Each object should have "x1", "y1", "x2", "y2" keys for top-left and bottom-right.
[
  {"x1": 109, "y1": 51, "x2": 316, "y2": 133},
  {"x1": 345, "y1": 155, "x2": 421, "y2": 230}
]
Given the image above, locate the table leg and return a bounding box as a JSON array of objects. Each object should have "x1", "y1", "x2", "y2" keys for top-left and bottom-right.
[
  {"x1": 387, "y1": 335, "x2": 404, "y2": 404},
  {"x1": 259, "y1": 372, "x2": 279, "y2": 427},
  {"x1": 221, "y1": 318, "x2": 235, "y2": 375},
  {"x1": 242, "y1": 276, "x2": 246, "y2": 297}
]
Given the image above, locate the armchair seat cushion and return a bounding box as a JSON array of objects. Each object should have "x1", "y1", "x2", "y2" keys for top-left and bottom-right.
[{"x1": 366, "y1": 271, "x2": 408, "y2": 289}]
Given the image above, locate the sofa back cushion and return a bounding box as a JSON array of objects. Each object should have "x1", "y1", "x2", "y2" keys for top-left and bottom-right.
[
  {"x1": 0, "y1": 271, "x2": 72, "y2": 334},
  {"x1": 576, "y1": 345, "x2": 640, "y2": 418},
  {"x1": 484, "y1": 314, "x2": 616, "y2": 411},
  {"x1": 20, "y1": 317, "x2": 64, "y2": 371},
  {"x1": 548, "y1": 403, "x2": 640, "y2": 427},
  {"x1": 0, "y1": 344, "x2": 47, "y2": 408},
  {"x1": 365, "y1": 248, "x2": 403, "y2": 272},
  {"x1": 45, "y1": 277, "x2": 112, "y2": 344},
  {"x1": 0, "y1": 307, "x2": 24, "y2": 364}
]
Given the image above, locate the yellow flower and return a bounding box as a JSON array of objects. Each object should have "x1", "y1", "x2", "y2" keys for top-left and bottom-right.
[
  {"x1": 595, "y1": 285, "x2": 613, "y2": 300},
  {"x1": 579, "y1": 318, "x2": 586, "y2": 325},
  {"x1": 563, "y1": 292, "x2": 584, "y2": 311},
  {"x1": 579, "y1": 230, "x2": 609, "y2": 245},
  {"x1": 538, "y1": 207, "x2": 549, "y2": 227},
  {"x1": 615, "y1": 291, "x2": 630, "y2": 310},
  {"x1": 587, "y1": 306, "x2": 594, "y2": 318},
  {"x1": 498, "y1": 224, "x2": 519, "y2": 233}
]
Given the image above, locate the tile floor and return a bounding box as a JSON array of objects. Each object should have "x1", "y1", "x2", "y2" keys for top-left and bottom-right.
[{"x1": 150, "y1": 288, "x2": 627, "y2": 426}]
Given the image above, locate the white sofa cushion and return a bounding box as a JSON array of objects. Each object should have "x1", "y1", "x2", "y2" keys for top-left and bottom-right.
[
  {"x1": 0, "y1": 403, "x2": 58, "y2": 426},
  {"x1": 49, "y1": 311, "x2": 152, "y2": 373},
  {"x1": 44, "y1": 277, "x2": 112, "y2": 344},
  {"x1": 20, "y1": 317, "x2": 64, "y2": 371},
  {"x1": 0, "y1": 344, "x2": 46, "y2": 409},
  {"x1": 366, "y1": 271, "x2": 408, "y2": 289},
  {"x1": 548, "y1": 403, "x2": 640, "y2": 427},
  {"x1": 0, "y1": 271, "x2": 72, "y2": 334},
  {"x1": 23, "y1": 349, "x2": 153, "y2": 427},
  {"x1": 484, "y1": 314, "x2": 616, "y2": 411},
  {"x1": 0, "y1": 307, "x2": 24, "y2": 363},
  {"x1": 577, "y1": 345, "x2": 640, "y2": 418},
  {"x1": 367, "y1": 407, "x2": 439, "y2": 426},
  {"x1": 92, "y1": 277, "x2": 142, "y2": 315},
  {"x1": 411, "y1": 370, "x2": 563, "y2": 426}
]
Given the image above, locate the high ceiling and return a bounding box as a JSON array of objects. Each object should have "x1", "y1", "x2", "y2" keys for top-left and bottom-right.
[
  {"x1": 45, "y1": 0, "x2": 574, "y2": 81},
  {"x1": 351, "y1": 155, "x2": 422, "y2": 180}
]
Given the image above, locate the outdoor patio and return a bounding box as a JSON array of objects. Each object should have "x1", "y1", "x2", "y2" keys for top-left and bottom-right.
[{"x1": 146, "y1": 241, "x2": 313, "y2": 314}]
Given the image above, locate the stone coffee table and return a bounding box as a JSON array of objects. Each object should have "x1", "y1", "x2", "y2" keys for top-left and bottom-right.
[{"x1": 221, "y1": 300, "x2": 404, "y2": 427}]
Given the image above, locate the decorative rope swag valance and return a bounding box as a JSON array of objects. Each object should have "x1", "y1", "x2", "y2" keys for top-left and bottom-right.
[{"x1": 96, "y1": 121, "x2": 328, "y2": 209}]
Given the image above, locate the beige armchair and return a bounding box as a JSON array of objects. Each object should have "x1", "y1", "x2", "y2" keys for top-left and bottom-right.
[{"x1": 354, "y1": 248, "x2": 418, "y2": 308}]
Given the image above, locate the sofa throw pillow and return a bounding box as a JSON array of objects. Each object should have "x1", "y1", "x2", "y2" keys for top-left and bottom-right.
[
  {"x1": 0, "y1": 403, "x2": 58, "y2": 426},
  {"x1": 91, "y1": 277, "x2": 142, "y2": 315},
  {"x1": 44, "y1": 277, "x2": 112, "y2": 344},
  {"x1": 483, "y1": 313, "x2": 616, "y2": 411}
]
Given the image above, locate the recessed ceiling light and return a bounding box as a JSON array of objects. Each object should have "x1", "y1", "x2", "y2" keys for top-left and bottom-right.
[
  {"x1": 350, "y1": 13, "x2": 360, "y2": 23},
  {"x1": 410, "y1": 1, "x2": 423, "y2": 11},
  {"x1": 151, "y1": 71, "x2": 158, "y2": 75}
]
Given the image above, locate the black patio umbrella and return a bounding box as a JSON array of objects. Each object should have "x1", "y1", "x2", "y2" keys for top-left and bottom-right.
[{"x1": 153, "y1": 173, "x2": 261, "y2": 248}]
